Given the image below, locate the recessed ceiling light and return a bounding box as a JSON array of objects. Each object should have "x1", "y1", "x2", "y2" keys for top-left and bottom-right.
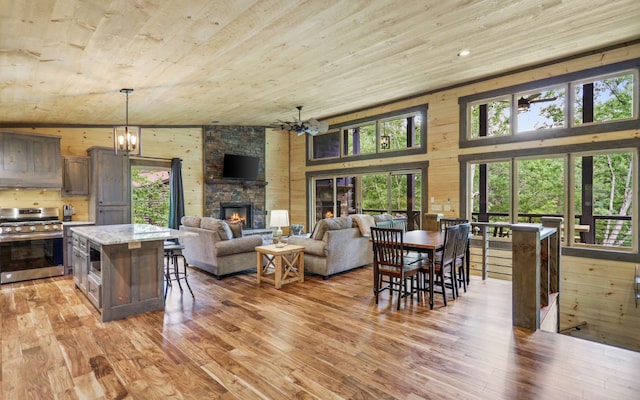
[{"x1": 457, "y1": 49, "x2": 471, "y2": 57}]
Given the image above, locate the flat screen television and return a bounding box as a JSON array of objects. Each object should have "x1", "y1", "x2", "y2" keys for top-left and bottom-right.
[{"x1": 222, "y1": 153, "x2": 259, "y2": 180}]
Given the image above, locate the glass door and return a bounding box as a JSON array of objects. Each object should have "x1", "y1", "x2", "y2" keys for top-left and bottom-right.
[
  {"x1": 131, "y1": 164, "x2": 171, "y2": 226},
  {"x1": 311, "y1": 169, "x2": 422, "y2": 229}
]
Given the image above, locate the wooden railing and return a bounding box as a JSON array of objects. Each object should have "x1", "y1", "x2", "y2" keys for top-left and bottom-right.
[{"x1": 471, "y1": 211, "x2": 632, "y2": 246}]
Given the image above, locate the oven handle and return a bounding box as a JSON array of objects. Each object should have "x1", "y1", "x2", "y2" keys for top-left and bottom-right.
[{"x1": 0, "y1": 232, "x2": 63, "y2": 243}]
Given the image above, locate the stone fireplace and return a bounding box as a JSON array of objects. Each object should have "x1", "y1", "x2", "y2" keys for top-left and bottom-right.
[
  {"x1": 220, "y1": 202, "x2": 253, "y2": 228},
  {"x1": 203, "y1": 125, "x2": 267, "y2": 228}
]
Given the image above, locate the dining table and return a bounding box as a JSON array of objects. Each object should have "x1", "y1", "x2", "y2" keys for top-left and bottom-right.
[{"x1": 401, "y1": 230, "x2": 446, "y2": 309}]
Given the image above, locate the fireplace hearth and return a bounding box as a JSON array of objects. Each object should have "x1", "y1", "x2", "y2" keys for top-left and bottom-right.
[{"x1": 220, "y1": 203, "x2": 253, "y2": 228}]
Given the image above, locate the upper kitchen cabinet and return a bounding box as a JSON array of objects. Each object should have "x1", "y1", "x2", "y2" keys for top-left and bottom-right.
[
  {"x1": 0, "y1": 131, "x2": 62, "y2": 188},
  {"x1": 88, "y1": 147, "x2": 131, "y2": 225},
  {"x1": 62, "y1": 156, "x2": 90, "y2": 196}
]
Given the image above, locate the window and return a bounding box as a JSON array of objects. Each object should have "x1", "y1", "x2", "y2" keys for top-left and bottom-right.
[
  {"x1": 461, "y1": 61, "x2": 639, "y2": 146},
  {"x1": 312, "y1": 130, "x2": 340, "y2": 160},
  {"x1": 466, "y1": 147, "x2": 637, "y2": 250},
  {"x1": 343, "y1": 122, "x2": 376, "y2": 156},
  {"x1": 573, "y1": 72, "x2": 635, "y2": 125},
  {"x1": 379, "y1": 113, "x2": 422, "y2": 151},
  {"x1": 311, "y1": 169, "x2": 423, "y2": 229},
  {"x1": 470, "y1": 160, "x2": 510, "y2": 223},
  {"x1": 131, "y1": 165, "x2": 170, "y2": 226},
  {"x1": 469, "y1": 96, "x2": 511, "y2": 139},
  {"x1": 516, "y1": 86, "x2": 566, "y2": 133},
  {"x1": 310, "y1": 106, "x2": 426, "y2": 161},
  {"x1": 573, "y1": 150, "x2": 634, "y2": 247},
  {"x1": 516, "y1": 157, "x2": 565, "y2": 222}
]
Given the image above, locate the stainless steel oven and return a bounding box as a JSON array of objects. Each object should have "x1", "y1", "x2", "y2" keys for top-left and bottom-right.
[{"x1": 0, "y1": 208, "x2": 64, "y2": 284}]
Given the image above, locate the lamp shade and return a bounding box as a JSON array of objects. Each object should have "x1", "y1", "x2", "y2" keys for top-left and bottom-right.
[{"x1": 269, "y1": 210, "x2": 289, "y2": 227}]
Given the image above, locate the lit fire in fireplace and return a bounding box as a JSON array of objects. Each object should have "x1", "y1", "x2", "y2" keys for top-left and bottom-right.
[
  {"x1": 325, "y1": 211, "x2": 334, "y2": 218},
  {"x1": 227, "y1": 212, "x2": 247, "y2": 226}
]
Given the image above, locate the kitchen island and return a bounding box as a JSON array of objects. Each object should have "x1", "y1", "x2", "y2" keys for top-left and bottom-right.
[{"x1": 70, "y1": 224, "x2": 186, "y2": 322}]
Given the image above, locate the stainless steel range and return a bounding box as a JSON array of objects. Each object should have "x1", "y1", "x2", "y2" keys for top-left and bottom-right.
[{"x1": 0, "y1": 207, "x2": 64, "y2": 284}]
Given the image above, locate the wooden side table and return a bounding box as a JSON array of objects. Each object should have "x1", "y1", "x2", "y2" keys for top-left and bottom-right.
[{"x1": 256, "y1": 244, "x2": 305, "y2": 289}]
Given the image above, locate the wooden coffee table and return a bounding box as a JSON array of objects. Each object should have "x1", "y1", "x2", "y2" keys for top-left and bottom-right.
[{"x1": 256, "y1": 244, "x2": 305, "y2": 289}]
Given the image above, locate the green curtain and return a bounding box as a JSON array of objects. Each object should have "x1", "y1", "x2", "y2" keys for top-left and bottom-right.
[{"x1": 168, "y1": 158, "x2": 184, "y2": 229}]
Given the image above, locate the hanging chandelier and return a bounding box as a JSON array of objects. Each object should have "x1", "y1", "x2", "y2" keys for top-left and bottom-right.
[{"x1": 113, "y1": 88, "x2": 141, "y2": 156}]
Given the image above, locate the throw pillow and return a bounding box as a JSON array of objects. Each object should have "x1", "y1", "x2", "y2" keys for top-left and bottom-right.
[
  {"x1": 324, "y1": 216, "x2": 352, "y2": 230},
  {"x1": 351, "y1": 214, "x2": 375, "y2": 236},
  {"x1": 228, "y1": 221, "x2": 243, "y2": 238},
  {"x1": 181, "y1": 216, "x2": 201, "y2": 227},
  {"x1": 311, "y1": 216, "x2": 353, "y2": 240},
  {"x1": 200, "y1": 217, "x2": 221, "y2": 230},
  {"x1": 311, "y1": 220, "x2": 328, "y2": 240},
  {"x1": 373, "y1": 213, "x2": 393, "y2": 223},
  {"x1": 218, "y1": 220, "x2": 233, "y2": 241}
]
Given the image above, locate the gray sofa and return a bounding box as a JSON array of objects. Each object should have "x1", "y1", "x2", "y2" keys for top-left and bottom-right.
[
  {"x1": 287, "y1": 215, "x2": 375, "y2": 279},
  {"x1": 179, "y1": 216, "x2": 262, "y2": 279}
]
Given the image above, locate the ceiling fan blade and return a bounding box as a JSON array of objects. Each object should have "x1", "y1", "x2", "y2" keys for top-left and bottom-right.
[
  {"x1": 526, "y1": 93, "x2": 542, "y2": 101},
  {"x1": 315, "y1": 120, "x2": 329, "y2": 133},
  {"x1": 272, "y1": 106, "x2": 327, "y2": 135},
  {"x1": 529, "y1": 96, "x2": 558, "y2": 104}
]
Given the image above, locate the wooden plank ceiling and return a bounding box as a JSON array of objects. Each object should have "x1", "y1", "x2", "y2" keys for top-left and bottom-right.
[{"x1": 1, "y1": 0, "x2": 639, "y2": 126}]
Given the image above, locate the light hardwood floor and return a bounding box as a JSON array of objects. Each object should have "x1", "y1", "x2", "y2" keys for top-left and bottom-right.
[{"x1": 2, "y1": 265, "x2": 639, "y2": 399}]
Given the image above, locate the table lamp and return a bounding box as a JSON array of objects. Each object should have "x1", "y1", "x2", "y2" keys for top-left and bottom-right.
[{"x1": 270, "y1": 210, "x2": 289, "y2": 247}]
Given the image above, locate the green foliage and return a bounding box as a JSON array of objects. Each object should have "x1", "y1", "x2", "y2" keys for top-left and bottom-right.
[
  {"x1": 470, "y1": 99, "x2": 511, "y2": 138},
  {"x1": 132, "y1": 169, "x2": 170, "y2": 226},
  {"x1": 517, "y1": 158, "x2": 564, "y2": 216}
]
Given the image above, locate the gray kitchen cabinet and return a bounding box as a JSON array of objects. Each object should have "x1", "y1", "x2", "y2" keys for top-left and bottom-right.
[
  {"x1": 63, "y1": 222, "x2": 94, "y2": 275},
  {"x1": 72, "y1": 235, "x2": 89, "y2": 293},
  {"x1": 0, "y1": 131, "x2": 62, "y2": 188},
  {"x1": 62, "y1": 156, "x2": 90, "y2": 196},
  {"x1": 88, "y1": 147, "x2": 131, "y2": 225}
]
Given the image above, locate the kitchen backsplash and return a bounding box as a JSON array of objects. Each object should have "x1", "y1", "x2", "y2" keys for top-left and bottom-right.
[{"x1": 0, "y1": 189, "x2": 90, "y2": 221}]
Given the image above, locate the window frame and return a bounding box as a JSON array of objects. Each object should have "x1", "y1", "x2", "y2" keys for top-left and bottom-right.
[
  {"x1": 514, "y1": 84, "x2": 568, "y2": 134},
  {"x1": 459, "y1": 58, "x2": 640, "y2": 148},
  {"x1": 571, "y1": 70, "x2": 637, "y2": 127},
  {"x1": 307, "y1": 105, "x2": 427, "y2": 165},
  {"x1": 459, "y1": 139, "x2": 640, "y2": 262},
  {"x1": 306, "y1": 162, "x2": 428, "y2": 230}
]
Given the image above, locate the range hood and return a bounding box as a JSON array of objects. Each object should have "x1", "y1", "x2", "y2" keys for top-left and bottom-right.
[{"x1": 0, "y1": 131, "x2": 63, "y2": 189}]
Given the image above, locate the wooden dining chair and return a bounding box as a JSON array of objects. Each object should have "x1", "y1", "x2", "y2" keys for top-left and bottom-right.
[
  {"x1": 370, "y1": 227, "x2": 421, "y2": 310},
  {"x1": 453, "y1": 222, "x2": 471, "y2": 296},
  {"x1": 420, "y1": 224, "x2": 459, "y2": 306},
  {"x1": 440, "y1": 218, "x2": 468, "y2": 231}
]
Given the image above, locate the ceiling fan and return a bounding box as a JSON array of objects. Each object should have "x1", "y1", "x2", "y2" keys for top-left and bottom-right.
[
  {"x1": 517, "y1": 93, "x2": 558, "y2": 113},
  {"x1": 271, "y1": 106, "x2": 329, "y2": 136}
]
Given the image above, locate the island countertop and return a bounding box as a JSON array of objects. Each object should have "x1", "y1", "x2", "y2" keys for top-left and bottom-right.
[{"x1": 70, "y1": 223, "x2": 187, "y2": 245}]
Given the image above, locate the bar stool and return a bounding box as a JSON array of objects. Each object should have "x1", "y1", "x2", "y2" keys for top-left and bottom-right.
[{"x1": 164, "y1": 240, "x2": 194, "y2": 298}]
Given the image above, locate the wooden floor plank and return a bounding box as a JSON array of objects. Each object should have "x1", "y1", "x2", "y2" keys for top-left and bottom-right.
[{"x1": 2, "y1": 266, "x2": 640, "y2": 399}]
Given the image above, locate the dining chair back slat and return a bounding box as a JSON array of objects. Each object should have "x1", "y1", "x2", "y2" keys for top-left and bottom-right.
[
  {"x1": 441, "y1": 225, "x2": 459, "y2": 267},
  {"x1": 420, "y1": 224, "x2": 459, "y2": 306},
  {"x1": 453, "y1": 222, "x2": 471, "y2": 295},
  {"x1": 440, "y1": 218, "x2": 468, "y2": 232}
]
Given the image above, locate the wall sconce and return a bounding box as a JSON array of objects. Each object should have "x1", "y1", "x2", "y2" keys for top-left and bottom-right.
[
  {"x1": 114, "y1": 88, "x2": 142, "y2": 156},
  {"x1": 380, "y1": 134, "x2": 390, "y2": 150}
]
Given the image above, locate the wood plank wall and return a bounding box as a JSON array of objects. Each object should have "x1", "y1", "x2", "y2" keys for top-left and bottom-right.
[
  {"x1": 0, "y1": 127, "x2": 204, "y2": 220},
  {"x1": 290, "y1": 43, "x2": 640, "y2": 351},
  {"x1": 265, "y1": 129, "x2": 291, "y2": 233},
  {"x1": 561, "y1": 256, "x2": 640, "y2": 350}
]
